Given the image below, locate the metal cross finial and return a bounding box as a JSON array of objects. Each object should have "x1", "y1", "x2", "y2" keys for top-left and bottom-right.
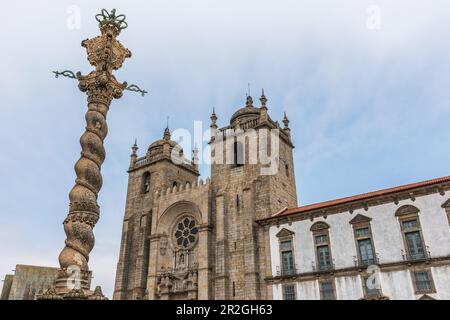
[{"x1": 95, "y1": 8, "x2": 128, "y2": 32}]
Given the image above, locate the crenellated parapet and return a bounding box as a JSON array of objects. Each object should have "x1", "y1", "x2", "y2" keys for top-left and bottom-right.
[{"x1": 154, "y1": 177, "x2": 211, "y2": 201}]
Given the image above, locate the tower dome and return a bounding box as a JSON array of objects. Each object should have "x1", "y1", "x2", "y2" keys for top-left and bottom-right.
[
  {"x1": 147, "y1": 127, "x2": 183, "y2": 159},
  {"x1": 230, "y1": 95, "x2": 261, "y2": 125}
]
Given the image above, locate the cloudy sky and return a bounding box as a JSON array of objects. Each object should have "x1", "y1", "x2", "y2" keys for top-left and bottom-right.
[{"x1": 1, "y1": 0, "x2": 450, "y2": 297}]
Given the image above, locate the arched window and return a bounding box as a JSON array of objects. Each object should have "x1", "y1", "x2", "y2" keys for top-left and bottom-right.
[
  {"x1": 233, "y1": 140, "x2": 244, "y2": 166},
  {"x1": 142, "y1": 172, "x2": 151, "y2": 193}
]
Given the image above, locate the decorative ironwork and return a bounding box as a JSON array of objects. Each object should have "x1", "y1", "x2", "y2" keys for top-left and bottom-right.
[
  {"x1": 53, "y1": 70, "x2": 76, "y2": 79},
  {"x1": 52, "y1": 71, "x2": 147, "y2": 96},
  {"x1": 95, "y1": 8, "x2": 128, "y2": 31},
  {"x1": 402, "y1": 247, "x2": 431, "y2": 262},
  {"x1": 126, "y1": 84, "x2": 148, "y2": 96},
  {"x1": 312, "y1": 260, "x2": 335, "y2": 273},
  {"x1": 275, "y1": 264, "x2": 299, "y2": 277},
  {"x1": 354, "y1": 253, "x2": 380, "y2": 268}
]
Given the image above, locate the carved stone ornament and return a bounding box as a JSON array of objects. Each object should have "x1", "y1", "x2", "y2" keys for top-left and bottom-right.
[
  {"x1": 310, "y1": 221, "x2": 330, "y2": 232},
  {"x1": 82, "y1": 32, "x2": 131, "y2": 73},
  {"x1": 275, "y1": 228, "x2": 295, "y2": 238},
  {"x1": 88, "y1": 286, "x2": 108, "y2": 300},
  {"x1": 53, "y1": 9, "x2": 131, "y2": 299},
  {"x1": 349, "y1": 214, "x2": 372, "y2": 225},
  {"x1": 395, "y1": 205, "x2": 420, "y2": 217},
  {"x1": 38, "y1": 286, "x2": 63, "y2": 300}
]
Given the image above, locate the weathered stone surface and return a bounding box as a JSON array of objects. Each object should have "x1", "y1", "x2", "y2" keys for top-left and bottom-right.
[
  {"x1": 1, "y1": 265, "x2": 59, "y2": 300},
  {"x1": 114, "y1": 94, "x2": 296, "y2": 300}
]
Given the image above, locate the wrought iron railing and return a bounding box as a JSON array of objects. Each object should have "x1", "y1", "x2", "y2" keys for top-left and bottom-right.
[
  {"x1": 402, "y1": 247, "x2": 431, "y2": 262},
  {"x1": 354, "y1": 254, "x2": 380, "y2": 268},
  {"x1": 312, "y1": 261, "x2": 335, "y2": 273},
  {"x1": 275, "y1": 265, "x2": 299, "y2": 277}
]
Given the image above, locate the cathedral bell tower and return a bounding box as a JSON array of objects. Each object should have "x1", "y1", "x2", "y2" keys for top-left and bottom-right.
[
  {"x1": 114, "y1": 127, "x2": 199, "y2": 300},
  {"x1": 210, "y1": 90, "x2": 297, "y2": 299}
]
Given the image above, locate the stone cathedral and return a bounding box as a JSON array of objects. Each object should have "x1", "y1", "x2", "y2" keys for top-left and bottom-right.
[{"x1": 113, "y1": 92, "x2": 297, "y2": 300}]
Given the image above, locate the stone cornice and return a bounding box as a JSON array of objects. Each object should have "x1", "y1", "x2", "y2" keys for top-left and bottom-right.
[{"x1": 257, "y1": 180, "x2": 450, "y2": 227}]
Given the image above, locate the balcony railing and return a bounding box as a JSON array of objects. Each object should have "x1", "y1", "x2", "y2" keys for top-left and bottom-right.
[
  {"x1": 312, "y1": 261, "x2": 335, "y2": 273},
  {"x1": 402, "y1": 247, "x2": 431, "y2": 262},
  {"x1": 354, "y1": 254, "x2": 380, "y2": 268},
  {"x1": 275, "y1": 265, "x2": 299, "y2": 277}
]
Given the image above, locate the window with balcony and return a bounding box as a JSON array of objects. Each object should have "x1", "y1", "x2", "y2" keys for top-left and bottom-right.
[
  {"x1": 350, "y1": 214, "x2": 377, "y2": 267},
  {"x1": 276, "y1": 228, "x2": 296, "y2": 276},
  {"x1": 310, "y1": 222, "x2": 334, "y2": 272},
  {"x1": 280, "y1": 240, "x2": 294, "y2": 275},
  {"x1": 395, "y1": 205, "x2": 428, "y2": 261}
]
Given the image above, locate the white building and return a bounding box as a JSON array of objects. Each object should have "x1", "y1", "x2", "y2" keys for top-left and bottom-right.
[{"x1": 258, "y1": 176, "x2": 450, "y2": 300}]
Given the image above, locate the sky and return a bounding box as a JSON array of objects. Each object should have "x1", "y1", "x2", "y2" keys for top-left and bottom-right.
[{"x1": 1, "y1": 0, "x2": 450, "y2": 298}]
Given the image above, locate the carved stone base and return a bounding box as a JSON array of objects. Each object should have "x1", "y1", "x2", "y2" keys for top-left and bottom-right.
[
  {"x1": 53, "y1": 268, "x2": 92, "y2": 295},
  {"x1": 37, "y1": 285, "x2": 107, "y2": 300},
  {"x1": 36, "y1": 268, "x2": 108, "y2": 300}
]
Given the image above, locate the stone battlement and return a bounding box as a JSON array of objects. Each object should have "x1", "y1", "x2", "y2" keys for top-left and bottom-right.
[{"x1": 154, "y1": 177, "x2": 211, "y2": 201}]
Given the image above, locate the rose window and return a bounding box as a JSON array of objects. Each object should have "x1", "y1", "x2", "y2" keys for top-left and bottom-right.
[{"x1": 174, "y1": 217, "x2": 198, "y2": 248}]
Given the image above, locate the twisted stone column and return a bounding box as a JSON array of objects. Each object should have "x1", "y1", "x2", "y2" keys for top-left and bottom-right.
[{"x1": 53, "y1": 10, "x2": 131, "y2": 296}]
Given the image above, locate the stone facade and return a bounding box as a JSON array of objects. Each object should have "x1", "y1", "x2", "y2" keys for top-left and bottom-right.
[
  {"x1": 114, "y1": 93, "x2": 296, "y2": 299},
  {"x1": 1, "y1": 265, "x2": 59, "y2": 300},
  {"x1": 113, "y1": 90, "x2": 450, "y2": 300}
]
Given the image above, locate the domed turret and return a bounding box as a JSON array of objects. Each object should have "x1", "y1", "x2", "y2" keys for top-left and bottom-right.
[
  {"x1": 230, "y1": 95, "x2": 261, "y2": 126},
  {"x1": 147, "y1": 126, "x2": 182, "y2": 159}
]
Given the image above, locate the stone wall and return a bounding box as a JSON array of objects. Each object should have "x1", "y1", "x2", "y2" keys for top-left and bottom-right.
[
  {"x1": 1, "y1": 265, "x2": 59, "y2": 300},
  {"x1": 114, "y1": 157, "x2": 199, "y2": 300}
]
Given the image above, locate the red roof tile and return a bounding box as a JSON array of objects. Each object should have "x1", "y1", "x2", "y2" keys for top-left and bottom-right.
[{"x1": 261, "y1": 175, "x2": 450, "y2": 221}]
